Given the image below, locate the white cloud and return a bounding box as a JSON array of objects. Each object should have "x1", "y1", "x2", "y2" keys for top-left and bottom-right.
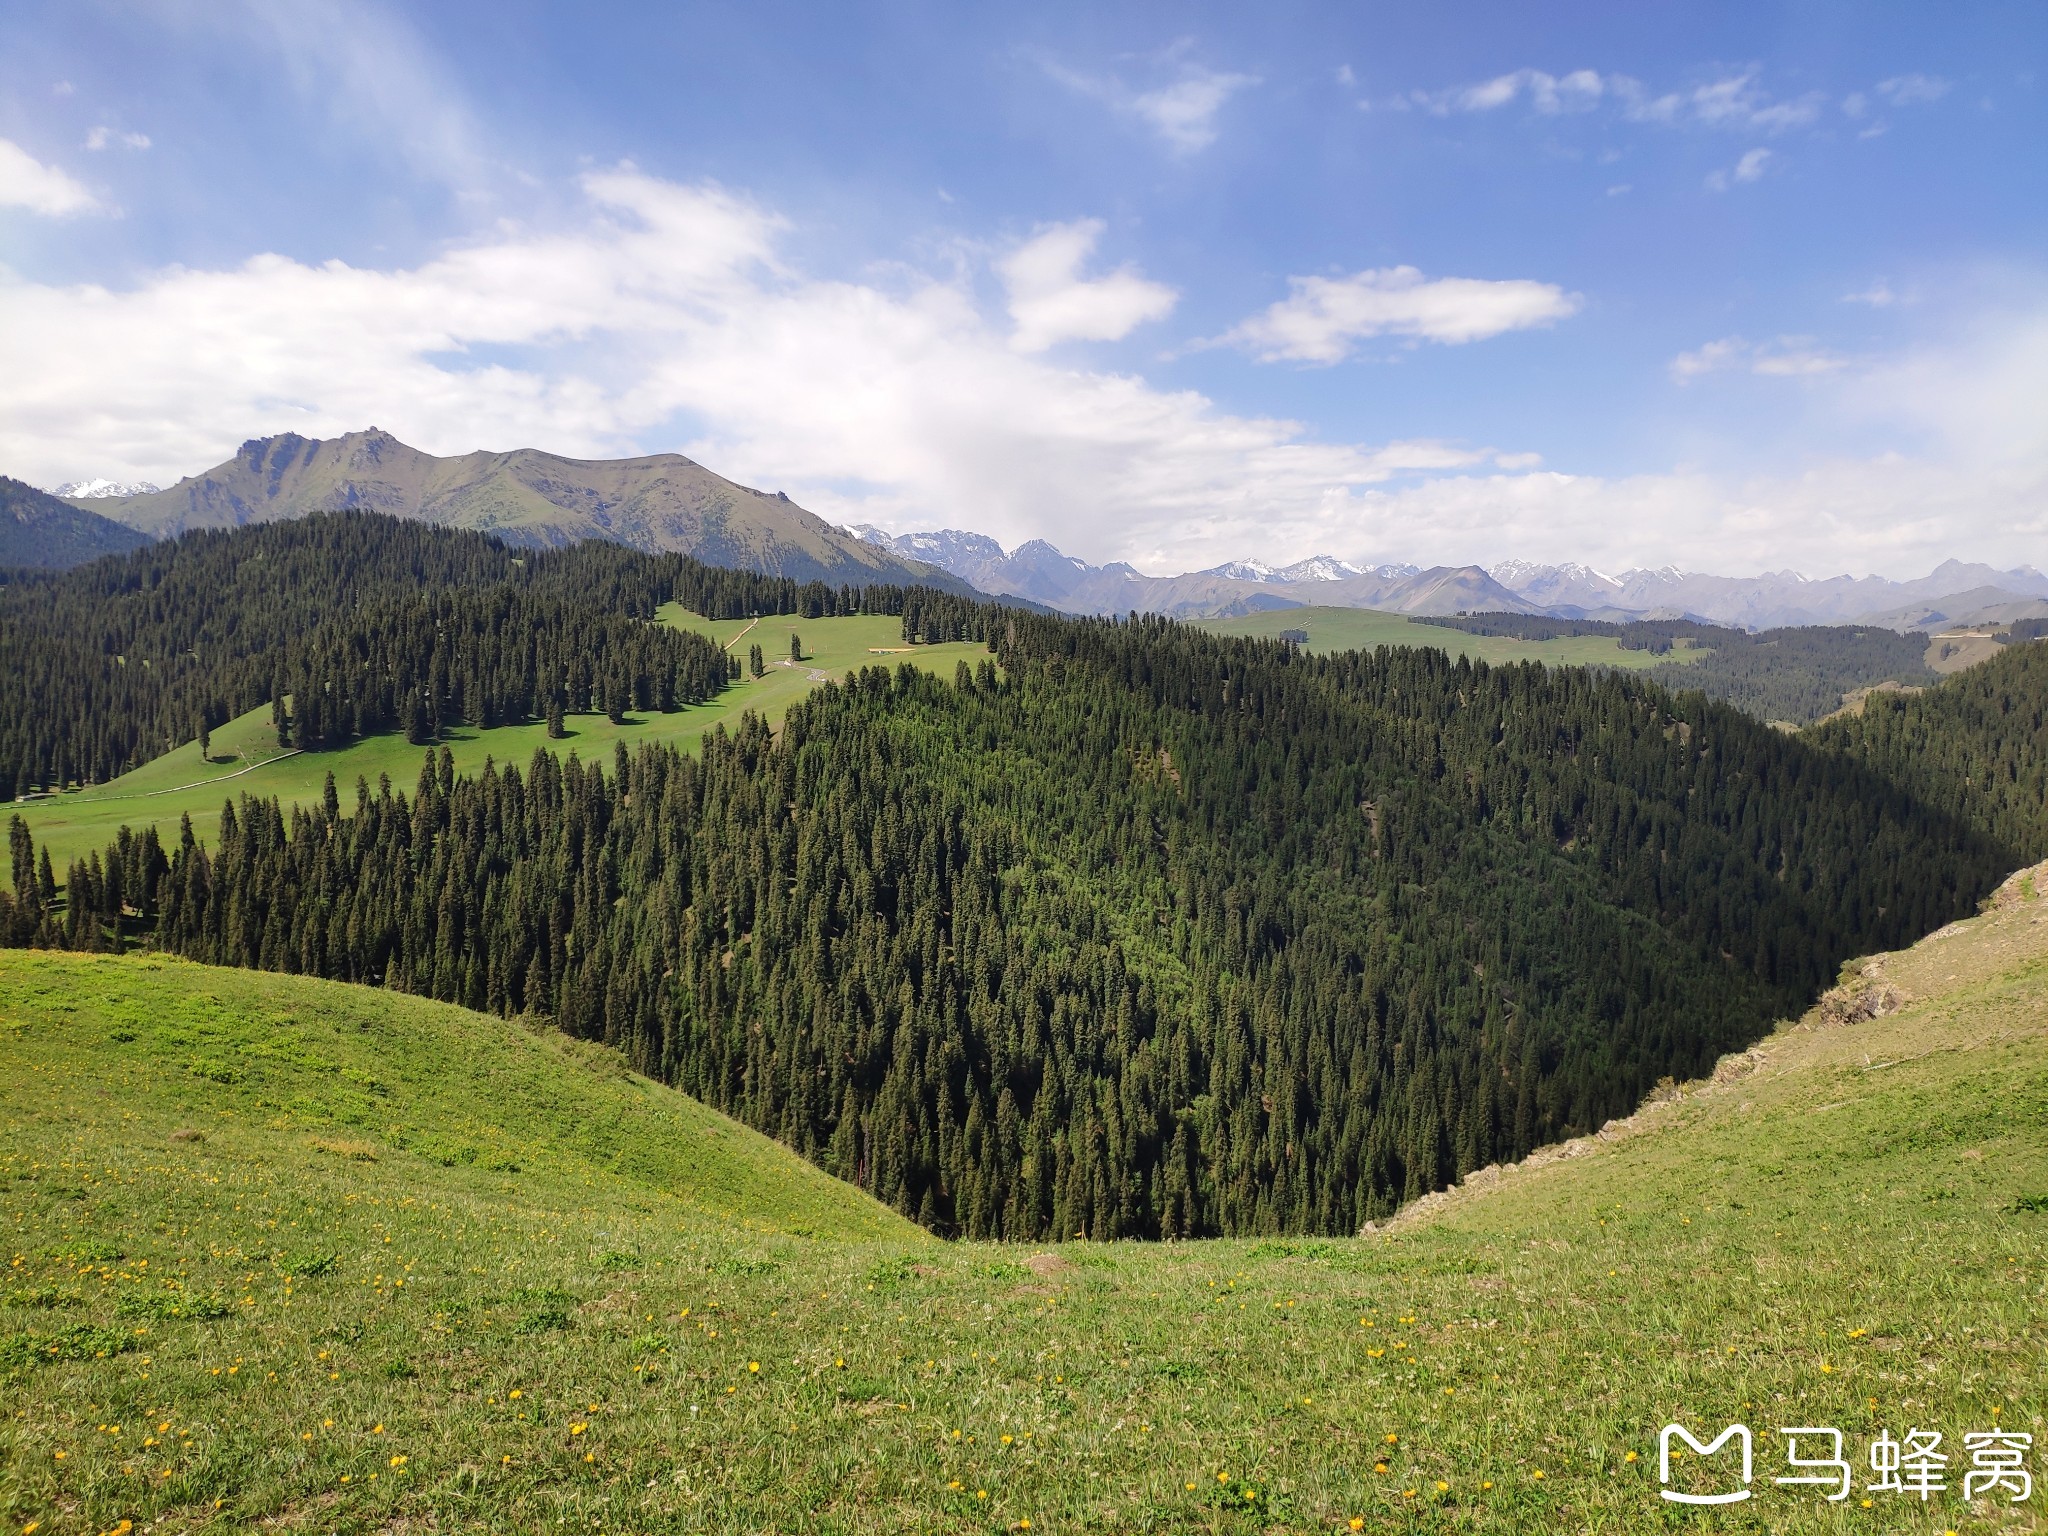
[
  {"x1": 1877, "y1": 74, "x2": 1951, "y2": 105},
  {"x1": 1132, "y1": 69, "x2": 1259, "y2": 151},
  {"x1": 0, "y1": 138, "x2": 101, "y2": 216},
  {"x1": 1039, "y1": 53, "x2": 1258, "y2": 153},
  {"x1": 999, "y1": 220, "x2": 1177, "y2": 352},
  {"x1": 1337, "y1": 304, "x2": 2048, "y2": 573},
  {"x1": 1843, "y1": 298, "x2": 2048, "y2": 470},
  {"x1": 85, "y1": 126, "x2": 152, "y2": 151},
  {"x1": 1671, "y1": 335, "x2": 1845, "y2": 381},
  {"x1": 1843, "y1": 280, "x2": 1902, "y2": 307},
  {"x1": 1337, "y1": 447, "x2": 2045, "y2": 578},
  {"x1": 1221, "y1": 267, "x2": 1580, "y2": 363},
  {"x1": 1705, "y1": 146, "x2": 1773, "y2": 191}
]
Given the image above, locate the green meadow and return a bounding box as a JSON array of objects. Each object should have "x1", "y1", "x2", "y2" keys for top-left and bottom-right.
[
  {"x1": 3, "y1": 867, "x2": 2043, "y2": 1533},
  {"x1": 1193, "y1": 605, "x2": 1712, "y2": 671},
  {"x1": 8, "y1": 608, "x2": 988, "y2": 869}
]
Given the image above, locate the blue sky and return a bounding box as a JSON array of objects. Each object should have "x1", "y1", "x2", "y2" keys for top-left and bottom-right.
[{"x1": 1, "y1": 1, "x2": 2043, "y2": 575}]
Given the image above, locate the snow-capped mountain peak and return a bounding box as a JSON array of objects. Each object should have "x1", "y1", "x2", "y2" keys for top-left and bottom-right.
[
  {"x1": 1201, "y1": 558, "x2": 1278, "y2": 581},
  {"x1": 1200, "y1": 554, "x2": 1375, "y2": 583},
  {"x1": 1490, "y1": 559, "x2": 1622, "y2": 591},
  {"x1": 1275, "y1": 555, "x2": 1366, "y2": 582},
  {"x1": 54, "y1": 478, "x2": 161, "y2": 499}
]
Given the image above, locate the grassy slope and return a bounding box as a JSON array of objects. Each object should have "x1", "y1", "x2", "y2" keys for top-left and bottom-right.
[
  {"x1": 3, "y1": 872, "x2": 2044, "y2": 1532},
  {"x1": 10, "y1": 608, "x2": 987, "y2": 869},
  {"x1": 1192, "y1": 604, "x2": 1710, "y2": 671}
]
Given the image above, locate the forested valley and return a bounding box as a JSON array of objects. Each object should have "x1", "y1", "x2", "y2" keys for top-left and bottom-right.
[
  {"x1": 1, "y1": 515, "x2": 2039, "y2": 1237},
  {"x1": 1417, "y1": 610, "x2": 1939, "y2": 724}
]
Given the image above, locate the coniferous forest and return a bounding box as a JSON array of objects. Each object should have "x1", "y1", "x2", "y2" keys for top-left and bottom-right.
[
  {"x1": 0, "y1": 513, "x2": 918, "y2": 798},
  {"x1": 2, "y1": 514, "x2": 2041, "y2": 1237},
  {"x1": 1816, "y1": 638, "x2": 2048, "y2": 860}
]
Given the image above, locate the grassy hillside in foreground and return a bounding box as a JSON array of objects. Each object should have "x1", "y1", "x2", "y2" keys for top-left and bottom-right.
[
  {"x1": 3, "y1": 873, "x2": 2044, "y2": 1533},
  {"x1": 9, "y1": 607, "x2": 987, "y2": 868},
  {"x1": 1191, "y1": 604, "x2": 1708, "y2": 671}
]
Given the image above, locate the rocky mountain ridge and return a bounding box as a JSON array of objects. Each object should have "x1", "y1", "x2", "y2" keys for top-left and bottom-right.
[
  {"x1": 846, "y1": 524, "x2": 1531, "y2": 618},
  {"x1": 57, "y1": 430, "x2": 977, "y2": 593}
]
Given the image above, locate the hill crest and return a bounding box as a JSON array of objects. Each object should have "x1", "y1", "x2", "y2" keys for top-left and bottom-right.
[{"x1": 0, "y1": 476, "x2": 152, "y2": 570}]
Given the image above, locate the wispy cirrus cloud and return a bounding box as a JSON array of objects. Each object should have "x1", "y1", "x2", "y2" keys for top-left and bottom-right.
[
  {"x1": 153, "y1": 0, "x2": 493, "y2": 192},
  {"x1": 1705, "y1": 146, "x2": 1774, "y2": 191},
  {"x1": 1386, "y1": 66, "x2": 1827, "y2": 134},
  {"x1": 85, "y1": 126, "x2": 152, "y2": 151},
  {"x1": 1220, "y1": 266, "x2": 1581, "y2": 363},
  {"x1": 1876, "y1": 74, "x2": 1951, "y2": 106},
  {"x1": 0, "y1": 138, "x2": 101, "y2": 216},
  {"x1": 1415, "y1": 67, "x2": 1607, "y2": 116},
  {"x1": 1671, "y1": 335, "x2": 1846, "y2": 382},
  {"x1": 1036, "y1": 48, "x2": 1259, "y2": 153}
]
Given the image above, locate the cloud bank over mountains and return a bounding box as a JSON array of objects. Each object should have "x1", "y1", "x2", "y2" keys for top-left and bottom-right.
[
  {"x1": 4, "y1": 158, "x2": 2041, "y2": 578},
  {"x1": 0, "y1": 165, "x2": 1585, "y2": 574}
]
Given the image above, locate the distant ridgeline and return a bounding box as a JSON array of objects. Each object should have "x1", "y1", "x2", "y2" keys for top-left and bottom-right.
[
  {"x1": 3, "y1": 519, "x2": 2032, "y2": 1237},
  {"x1": 1415, "y1": 611, "x2": 1938, "y2": 724},
  {"x1": 0, "y1": 513, "x2": 926, "y2": 797}
]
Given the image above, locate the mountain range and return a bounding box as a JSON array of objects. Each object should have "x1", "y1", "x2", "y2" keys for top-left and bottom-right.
[
  {"x1": 50, "y1": 429, "x2": 976, "y2": 594},
  {"x1": 30, "y1": 428, "x2": 2047, "y2": 631},
  {"x1": 1482, "y1": 559, "x2": 2048, "y2": 629},
  {"x1": 844, "y1": 526, "x2": 1537, "y2": 619},
  {"x1": 850, "y1": 527, "x2": 2048, "y2": 630}
]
